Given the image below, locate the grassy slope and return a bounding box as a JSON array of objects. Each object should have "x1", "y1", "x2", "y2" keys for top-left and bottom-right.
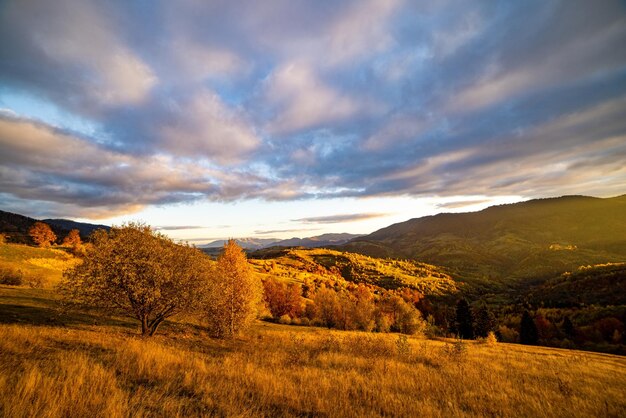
[
  {"x1": 343, "y1": 195, "x2": 626, "y2": 291},
  {"x1": 249, "y1": 248, "x2": 459, "y2": 296},
  {"x1": 1, "y1": 286, "x2": 625, "y2": 417},
  {"x1": 0, "y1": 244, "x2": 78, "y2": 288}
]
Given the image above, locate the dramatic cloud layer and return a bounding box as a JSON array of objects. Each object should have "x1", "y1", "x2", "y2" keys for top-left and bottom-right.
[
  {"x1": 1, "y1": 0, "x2": 625, "y2": 218},
  {"x1": 294, "y1": 213, "x2": 390, "y2": 224}
]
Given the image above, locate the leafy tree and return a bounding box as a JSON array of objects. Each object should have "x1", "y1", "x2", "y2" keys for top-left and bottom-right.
[
  {"x1": 395, "y1": 299, "x2": 425, "y2": 335},
  {"x1": 455, "y1": 299, "x2": 474, "y2": 339},
  {"x1": 534, "y1": 314, "x2": 553, "y2": 341},
  {"x1": 60, "y1": 223, "x2": 211, "y2": 336},
  {"x1": 205, "y1": 240, "x2": 261, "y2": 338},
  {"x1": 62, "y1": 229, "x2": 82, "y2": 253},
  {"x1": 313, "y1": 287, "x2": 341, "y2": 329},
  {"x1": 351, "y1": 285, "x2": 376, "y2": 331},
  {"x1": 377, "y1": 293, "x2": 425, "y2": 335},
  {"x1": 29, "y1": 222, "x2": 56, "y2": 247},
  {"x1": 473, "y1": 305, "x2": 496, "y2": 338},
  {"x1": 520, "y1": 311, "x2": 538, "y2": 345},
  {"x1": 263, "y1": 279, "x2": 303, "y2": 319}
]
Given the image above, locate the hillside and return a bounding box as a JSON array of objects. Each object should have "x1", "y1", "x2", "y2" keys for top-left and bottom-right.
[
  {"x1": 249, "y1": 247, "x2": 459, "y2": 296},
  {"x1": 0, "y1": 244, "x2": 79, "y2": 288},
  {"x1": 527, "y1": 263, "x2": 626, "y2": 307},
  {"x1": 0, "y1": 210, "x2": 109, "y2": 243},
  {"x1": 343, "y1": 195, "x2": 626, "y2": 290},
  {"x1": 44, "y1": 218, "x2": 110, "y2": 238},
  {"x1": 0, "y1": 285, "x2": 625, "y2": 417}
]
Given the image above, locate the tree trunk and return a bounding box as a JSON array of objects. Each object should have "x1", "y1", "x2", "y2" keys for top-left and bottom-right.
[
  {"x1": 149, "y1": 318, "x2": 164, "y2": 336},
  {"x1": 141, "y1": 315, "x2": 149, "y2": 336}
]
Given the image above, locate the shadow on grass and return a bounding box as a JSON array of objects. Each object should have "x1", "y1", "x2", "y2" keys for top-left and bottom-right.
[{"x1": 0, "y1": 302, "x2": 135, "y2": 329}]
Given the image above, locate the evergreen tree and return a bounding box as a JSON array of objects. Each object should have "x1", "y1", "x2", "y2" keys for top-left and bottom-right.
[
  {"x1": 455, "y1": 299, "x2": 474, "y2": 339},
  {"x1": 473, "y1": 305, "x2": 496, "y2": 338},
  {"x1": 562, "y1": 316, "x2": 575, "y2": 338},
  {"x1": 520, "y1": 310, "x2": 538, "y2": 345}
]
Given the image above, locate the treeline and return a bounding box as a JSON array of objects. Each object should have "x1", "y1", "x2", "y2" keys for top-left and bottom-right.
[
  {"x1": 262, "y1": 279, "x2": 426, "y2": 334},
  {"x1": 495, "y1": 305, "x2": 626, "y2": 354},
  {"x1": 438, "y1": 299, "x2": 626, "y2": 354}
]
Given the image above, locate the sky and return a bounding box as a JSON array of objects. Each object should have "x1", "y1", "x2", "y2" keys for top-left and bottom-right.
[{"x1": 1, "y1": 0, "x2": 625, "y2": 243}]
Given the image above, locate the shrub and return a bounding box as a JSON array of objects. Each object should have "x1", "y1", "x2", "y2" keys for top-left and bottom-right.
[
  {"x1": 0, "y1": 265, "x2": 23, "y2": 285},
  {"x1": 25, "y1": 274, "x2": 45, "y2": 289},
  {"x1": 498, "y1": 325, "x2": 519, "y2": 343},
  {"x1": 479, "y1": 331, "x2": 498, "y2": 345}
]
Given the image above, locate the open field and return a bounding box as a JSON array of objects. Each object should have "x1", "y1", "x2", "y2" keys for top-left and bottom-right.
[{"x1": 1, "y1": 285, "x2": 625, "y2": 418}]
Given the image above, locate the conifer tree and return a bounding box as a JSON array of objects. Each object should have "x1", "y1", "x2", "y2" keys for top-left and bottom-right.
[
  {"x1": 455, "y1": 299, "x2": 474, "y2": 339},
  {"x1": 520, "y1": 310, "x2": 538, "y2": 345},
  {"x1": 473, "y1": 304, "x2": 496, "y2": 338},
  {"x1": 562, "y1": 316, "x2": 575, "y2": 338}
]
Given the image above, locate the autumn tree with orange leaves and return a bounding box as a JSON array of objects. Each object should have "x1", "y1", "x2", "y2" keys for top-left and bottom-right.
[{"x1": 29, "y1": 222, "x2": 56, "y2": 247}]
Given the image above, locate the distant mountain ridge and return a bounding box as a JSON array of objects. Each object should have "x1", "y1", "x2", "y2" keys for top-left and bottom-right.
[
  {"x1": 44, "y1": 218, "x2": 110, "y2": 238},
  {"x1": 201, "y1": 238, "x2": 279, "y2": 250},
  {"x1": 342, "y1": 195, "x2": 626, "y2": 290},
  {"x1": 202, "y1": 233, "x2": 362, "y2": 250},
  {"x1": 271, "y1": 233, "x2": 362, "y2": 248}
]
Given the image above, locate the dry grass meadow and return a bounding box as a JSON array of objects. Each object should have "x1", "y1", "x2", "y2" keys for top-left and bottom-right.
[{"x1": 1, "y1": 285, "x2": 625, "y2": 418}]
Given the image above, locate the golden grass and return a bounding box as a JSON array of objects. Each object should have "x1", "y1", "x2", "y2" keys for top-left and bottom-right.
[
  {"x1": 0, "y1": 244, "x2": 77, "y2": 287},
  {"x1": 1, "y1": 320, "x2": 625, "y2": 418}
]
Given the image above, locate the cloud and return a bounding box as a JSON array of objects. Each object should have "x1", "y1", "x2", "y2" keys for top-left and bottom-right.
[
  {"x1": 436, "y1": 199, "x2": 491, "y2": 209},
  {"x1": 0, "y1": 115, "x2": 290, "y2": 217},
  {"x1": 294, "y1": 213, "x2": 389, "y2": 224},
  {"x1": 0, "y1": 0, "x2": 625, "y2": 219},
  {"x1": 254, "y1": 228, "x2": 320, "y2": 235},
  {"x1": 158, "y1": 90, "x2": 260, "y2": 163},
  {"x1": 0, "y1": 0, "x2": 156, "y2": 112},
  {"x1": 261, "y1": 62, "x2": 364, "y2": 135},
  {"x1": 445, "y1": 3, "x2": 626, "y2": 113},
  {"x1": 154, "y1": 225, "x2": 206, "y2": 231}
]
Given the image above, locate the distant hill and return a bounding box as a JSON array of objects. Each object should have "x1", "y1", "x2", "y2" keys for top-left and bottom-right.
[
  {"x1": 0, "y1": 210, "x2": 109, "y2": 243},
  {"x1": 43, "y1": 219, "x2": 110, "y2": 238},
  {"x1": 527, "y1": 262, "x2": 626, "y2": 307},
  {"x1": 202, "y1": 233, "x2": 363, "y2": 250},
  {"x1": 270, "y1": 233, "x2": 362, "y2": 248},
  {"x1": 343, "y1": 195, "x2": 626, "y2": 290},
  {"x1": 201, "y1": 238, "x2": 279, "y2": 250}
]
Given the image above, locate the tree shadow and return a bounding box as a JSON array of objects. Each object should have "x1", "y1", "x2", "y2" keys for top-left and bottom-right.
[{"x1": 0, "y1": 302, "x2": 135, "y2": 329}]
